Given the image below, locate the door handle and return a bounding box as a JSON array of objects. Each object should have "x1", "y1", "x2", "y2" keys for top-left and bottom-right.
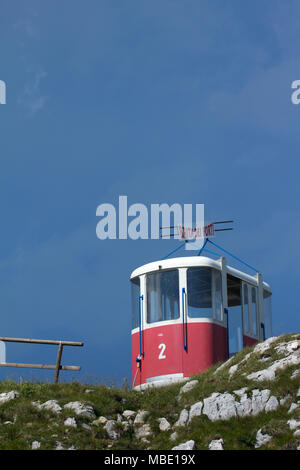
[
  {"x1": 138, "y1": 295, "x2": 144, "y2": 358},
  {"x1": 182, "y1": 288, "x2": 187, "y2": 351}
]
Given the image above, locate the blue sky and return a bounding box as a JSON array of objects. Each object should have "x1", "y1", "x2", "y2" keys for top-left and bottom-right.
[{"x1": 0, "y1": 1, "x2": 299, "y2": 385}]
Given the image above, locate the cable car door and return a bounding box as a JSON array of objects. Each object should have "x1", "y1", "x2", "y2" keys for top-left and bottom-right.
[{"x1": 142, "y1": 269, "x2": 183, "y2": 384}]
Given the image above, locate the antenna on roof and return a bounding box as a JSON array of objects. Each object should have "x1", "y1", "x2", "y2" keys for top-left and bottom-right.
[
  {"x1": 159, "y1": 219, "x2": 259, "y2": 273},
  {"x1": 159, "y1": 220, "x2": 233, "y2": 239}
]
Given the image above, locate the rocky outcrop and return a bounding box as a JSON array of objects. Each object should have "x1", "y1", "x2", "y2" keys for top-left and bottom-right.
[
  {"x1": 158, "y1": 417, "x2": 171, "y2": 432},
  {"x1": 63, "y1": 401, "x2": 96, "y2": 419},
  {"x1": 32, "y1": 399, "x2": 62, "y2": 413},
  {"x1": 174, "y1": 408, "x2": 189, "y2": 427},
  {"x1": 172, "y1": 440, "x2": 196, "y2": 450},
  {"x1": 174, "y1": 388, "x2": 279, "y2": 424},
  {"x1": 64, "y1": 417, "x2": 77, "y2": 428},
  {"x1": 247, "y1": 341, "x2": 300, "y2": 382},
  {"x1": 178, "y1": 380, "x2": 198, "y2": 397},
  {"x1": 209, "y1": 438, "x2": 224, "y2": 450},
  {"x1": 255, "y1": 429, "x2": 272, "y2": 448},
  {"x1": 0, "y1": 391, "x2": 19, "y2": 404},
  {"x1": 104, "y1": 420, "x2": 121, "y2": 440},
  {"x1": 232, "y1": 338, "x2": 300, "y2": 382},
  {"x1": 0, "y1": 333, "x2": 299, "y2": 450},
  {"x1": 168, "y1": 334, "x2": 300, "y2": 449}
]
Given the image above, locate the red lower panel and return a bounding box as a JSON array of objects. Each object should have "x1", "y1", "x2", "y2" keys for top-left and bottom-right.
[
  {"x1": 132, "y1": 322, "x2": 228, "y2": 387},
  {"x1": 243, "y1": 335, "x2": 258, "y2": 348},
  {"x1": 132, "y1": 323, "x2": 182, "y2": 388},
  {"x1": 182, "y1": 322, "x2": 228, "y2": 378}
]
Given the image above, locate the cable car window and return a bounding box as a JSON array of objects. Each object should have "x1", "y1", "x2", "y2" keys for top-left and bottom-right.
[
  {"x1": 130, "y1": 277, "x2": 140, "y2": 330},
  {"x1": 251, "y1": 287, "x2": 257, "y2": 336},
  {"x1": 263, "y1": 290, "x2": 272, "y2": 338},
  {"x1": 243, "y1": 283, "x2": 250, "y2": 334},
  {"x1": 227, "y1": 274, "x2": 243, "y2": 356},
  {"x1": 187, "y1": 267, "x2": 213, "y2": 318},
  {"x1": 146, "y1": 270, "x2": 179, "y2": 323},
  {"x1": 214, "y1": 270, "x2": 223, "y2": 321}
]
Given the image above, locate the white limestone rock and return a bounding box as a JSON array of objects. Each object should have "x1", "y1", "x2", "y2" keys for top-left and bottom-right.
[
  {"x1": 214, "y1": 356, "x2": 236, "y2": 374},
  {"x1": 31, "y1": 441, "x2": 41, "y2": 450},
  {"x1": 170, "y1": 431, "x2": 178, "y2": 441},
  {"x1": 209, "y1": 438, "x2": 224, "y2": 450},
  {"x1": 247, "y1": 368, "x2": 276, "y2": 382},
  {"x1": 287, "y1": 419, "x2": 300, "y2": 431},
  {"x1": 92, "y1": 416, "x2": 107, "y2": 426},
  {"x1": 188, "y1": 401, "x2": 203, "y2": 423},
  {"x1": 55, "y1": 441, "x2": 64, "y2": 450},
  {"x1": 265, "y1": 395, "x2": 279, "y2": 413},
  {"x1": 233, "y1": 387, "x2": 248, "y2": 397},
  {"x1": 63, "y1": 401, "x2": 96, "y2": 419},
  {"x1": 235, "y1": 393, "x2": 252, "y2": 417},
  {"x1": 247, "y1": 340, "x2": 300, "y2": 382},
  {"x1": 64, "y1": 417, "x2": 77, "y2": 428},
  {"x1": 203, "y1": 392, "x2": 237, "y2": 421},
  {"x1": 121, "y1": 421, "x2": 130, "y2": 432},
  {"x1": 251, "y1": 389, "x2": 271, "y2": 416},
  {"x1": 179, "y1": 380, "x2": 198, "y2": 395},
  {"x1": 172, "y1": 440, "x2": 196, "y2": 450},
  {"x1": 134, "y1": 410, "x2": 149, "y2": 425},
  {"x1": 288, "y1": 403, "x2": 299, "y2": 414},
  {"x1": 134, "y1": 423, "x2": 152, "y2": 439},
  {"x1": 0, "y1": 391, "x2": 20, "y2": 405},
  {"x1": 229, "y1": 364, "x2": 239, "y2": 377},
  {"x1": 32, "y1": 399, "x2": 62, "y2": 414},
  {"x1": 255, "y1": 429, "x2": 272, "y2": 448},
  {"x1": 104, "y1": 419, "x2": 121, "y2": 440},
  {"x1": 220, "y1": 340, "x2": 276, "y2": 379},
  {"x1": 253, "y1": 337, "x2": 278, "y2": 355},
  {"x1": 157, "y1": 417, "x2": 171, "y2": 432},
  {"x1": 122, "y1": 410, "x2": 136, "y2": 420},
  {"x1": 280, "y1": 395, "x2": 291, "y2": 405},
  {"x1": 275, "y1": 340, "x2": 300, "y2": 356},
  {"x1": 291, "y1": 369, "x2": 300, "y2": 379},
  {"x1": 187, "y1": 388, "x2": 278, "y2": 423},
  {"x1": 215, "y1": 336, "x2": 298, "y2": 383},
  {"x1": 174, "y1": 408, "x2": 189, "y2": 427}
]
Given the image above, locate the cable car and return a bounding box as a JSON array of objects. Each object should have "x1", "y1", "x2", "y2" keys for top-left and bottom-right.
[{"x1": 130, "y1": 252, "x2": 272, "y2": 390}]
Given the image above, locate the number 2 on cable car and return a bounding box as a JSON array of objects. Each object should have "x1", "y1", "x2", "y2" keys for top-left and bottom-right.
[{"x1": 158, "y1": 343, "x2": 166, "y2": 360}]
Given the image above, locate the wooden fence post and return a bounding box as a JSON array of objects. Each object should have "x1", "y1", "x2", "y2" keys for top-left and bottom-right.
[
  {"x1": 0, "y1": 337, "x2": 83, "y2": 383},
  {"x1": 54, "y1": 342, "x2": 64, "y2": 384}
]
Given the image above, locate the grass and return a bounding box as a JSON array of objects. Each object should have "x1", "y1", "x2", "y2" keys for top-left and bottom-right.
[{"x1": 0, "y1": 332, "x2": 299, "y2": 450}]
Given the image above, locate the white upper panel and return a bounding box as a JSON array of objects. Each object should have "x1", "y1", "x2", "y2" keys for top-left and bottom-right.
[{"x1": 130, "y1": 256, "x2": 271, "y2": 292}]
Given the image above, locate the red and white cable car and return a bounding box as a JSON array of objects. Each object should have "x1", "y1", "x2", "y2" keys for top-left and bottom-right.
[{"x1": 130, "y1": 251, "x2": 272, "y2": 390}]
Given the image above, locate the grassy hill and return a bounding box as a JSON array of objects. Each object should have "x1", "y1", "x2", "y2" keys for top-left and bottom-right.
[{"x1": 0, "y1": 332, "x2": 299, "y2": 450}]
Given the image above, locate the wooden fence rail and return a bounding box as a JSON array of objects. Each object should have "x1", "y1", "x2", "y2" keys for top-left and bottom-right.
[{"x1": 0, "y1": 337, "x2": 84, "y2": 384}]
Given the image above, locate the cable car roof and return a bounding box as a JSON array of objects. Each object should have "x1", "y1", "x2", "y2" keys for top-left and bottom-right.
[{"x1": 130, "y1": 256, "x2": 271, "y2": 292}]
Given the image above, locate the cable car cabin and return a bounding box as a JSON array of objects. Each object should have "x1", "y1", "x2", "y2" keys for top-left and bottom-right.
[{"x1": 130, "y1": 256, "x2": 272, "y2": 390}]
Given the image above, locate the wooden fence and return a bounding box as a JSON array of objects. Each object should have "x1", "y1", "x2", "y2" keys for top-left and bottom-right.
[{"x1": 0, "y1": 337, "x2": 83, "y2": 383}]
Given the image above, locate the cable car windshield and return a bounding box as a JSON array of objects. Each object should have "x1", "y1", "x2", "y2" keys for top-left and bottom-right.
[
  {"x1": 130, "y1": 277, "x2": 140, "y2": 330},
  {"x1": 187, "y1": 267, "x2": 222, "y2": 319},
  {"x1": 146, "y1": 269, "x2": 179, "y2": 323}
]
